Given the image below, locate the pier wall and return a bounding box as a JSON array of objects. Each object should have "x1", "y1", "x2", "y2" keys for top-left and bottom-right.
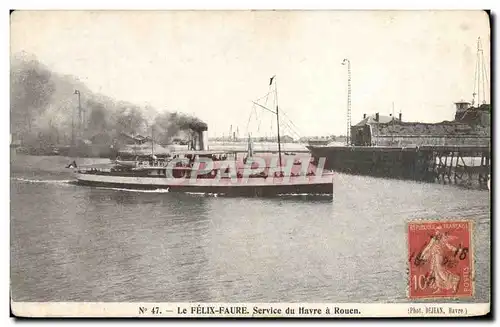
[
  {"x1": 371, "y1": 135, "x2": 490, "y2": 147},
  {"x1": 310, "y1": 146, "x2": 431, "y2": 180},
  {"x1": 308, "y1": 145, "x2": 490, "y2": 189}
]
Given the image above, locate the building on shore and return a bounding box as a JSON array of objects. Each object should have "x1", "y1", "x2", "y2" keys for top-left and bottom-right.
[
  {"x1": 350, "y1": 104, "x2": 490, "y2": 147},
  {"x1": 308, "y1": 101, "x2": 490, "y2": 187}
]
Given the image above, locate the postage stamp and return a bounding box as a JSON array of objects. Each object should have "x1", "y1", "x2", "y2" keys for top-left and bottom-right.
[{"x1": 408, "y1": 220, "x2": 474, "y2": 299}]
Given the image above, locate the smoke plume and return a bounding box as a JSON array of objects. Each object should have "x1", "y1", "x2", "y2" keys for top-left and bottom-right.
[
  {"x1": 152, "y1": 112, "x2": 207, "y2": 144},
  {"x1": 10, "y1": 52, "x2": 207, "y2": 149}
]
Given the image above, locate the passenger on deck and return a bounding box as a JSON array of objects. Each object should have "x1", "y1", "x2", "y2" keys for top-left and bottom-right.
[
  {"x1": 66, "y1": 160, "x2": 78, "y2": 169},
  {"x1": 274, "y1": 171, "x2": 285, "y2": 178}
]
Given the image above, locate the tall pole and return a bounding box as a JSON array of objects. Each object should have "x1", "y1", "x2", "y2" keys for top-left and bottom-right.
[
  {"x1": 274, "y1": 76, "x2": 282, "y2": 167},
  {"x1": 151, "y1": 124, "x2": 154, "y2": 157},
  {"x1": 478, "y1": 37, "x2": 483, "y2": 105},
  {"x1": 472, "y1": 37, "x2": 489, "y2": 106},
  {"x1": 342, "y1": 59, "x2": 351, "y2": 146},
  {"x1": 391, "y1": 102, "x2": 395, "y2": 144},
  {"x1": 478, "y1": 37, "x2": 488, "y2": 105},
  {"x1": 71, "y1": 101, "x2": 75, "y2": 146},
  {"x1": 74, "y1": 90, "x2": 81, "y2": 138},
  {"x1": 81, "y1": 93, "x2": 84, "y2": 132}
]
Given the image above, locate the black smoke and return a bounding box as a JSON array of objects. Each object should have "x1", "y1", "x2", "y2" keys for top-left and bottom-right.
[
  {"x1": 10, "y1": 53, "x2": 207, "y2": 149},
  {"x1": 10, "y1": 55, "x2": 56, "y2": 140},
  {"x1": 152, "y1": 112, "x2": 207, "y2": 144}
]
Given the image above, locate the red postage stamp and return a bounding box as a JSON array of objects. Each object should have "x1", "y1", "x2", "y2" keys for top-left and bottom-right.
[{"x1": 408, "y1": 220, "x2": 473, "y2": 299}]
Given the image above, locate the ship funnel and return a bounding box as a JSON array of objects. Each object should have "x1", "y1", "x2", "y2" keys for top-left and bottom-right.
[
  {"x1": 363, "y1": 113, "x2": 366, "y2": 119},
  {"x1": 375, "y1": 112, "x2": 379, "y2": 122},
  {"x1": 399, "y1": 112, "x2": 402, "y2": 121},
  {"x1": 197, "y1": 128, "x2": 209, "y2": 151}
]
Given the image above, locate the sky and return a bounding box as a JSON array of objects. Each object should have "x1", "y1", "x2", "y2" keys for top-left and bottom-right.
[{"x1": 10, "y1": 10, "x2": 491, "y2": 138}]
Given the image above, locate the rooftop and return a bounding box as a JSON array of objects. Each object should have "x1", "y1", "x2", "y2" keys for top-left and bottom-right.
[{"x1": 354, "y1": 114, "x2": 400, "y2": 126}]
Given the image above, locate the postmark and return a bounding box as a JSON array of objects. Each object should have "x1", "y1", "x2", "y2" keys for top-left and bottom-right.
[{"x1": 407, "y1": 220, "x2": 473, "y2": 299}]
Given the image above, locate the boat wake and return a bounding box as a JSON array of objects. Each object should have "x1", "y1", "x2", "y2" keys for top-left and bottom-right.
[
  {"x1": 94, "y1": 187, "x2": 171, "y2": 193},
  {"x1": 278, "y1": 193, "x2": 332, "y2": 197},
  {"x1": 184, "y1": 192, "x2": 332, "y2": 198},
  {"x1": 92, "y1": 187, "x2": 223, "y2": 197},
  {"x1": 11, "y1": 177, "x2": 74, "y2": 186},
  {"x1": 185, "y1": 192, "x2": 223, "y2": 197}
]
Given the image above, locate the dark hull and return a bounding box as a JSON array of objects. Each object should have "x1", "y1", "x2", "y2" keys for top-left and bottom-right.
[{"x1": 76, "y1": 179, "x2": 333, "y2": 197}]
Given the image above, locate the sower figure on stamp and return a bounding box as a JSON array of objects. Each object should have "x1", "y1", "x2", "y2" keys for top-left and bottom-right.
[{"x1": 419, "y1": 227, "x2": 461, "y2": 294}]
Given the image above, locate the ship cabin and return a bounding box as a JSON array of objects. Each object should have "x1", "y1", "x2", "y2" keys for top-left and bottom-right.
[
  {"x1": 100, "y1": 149, "x2": 310, "y2": 180},
  {"x1": 106, "y1": 150, "x2": 240, "y2": 179},
  {"x1": 163, "y1": 150, "x2": 311, "y2": 180},
  {"x1": 170, "y1": 150, "x2": 236, "y2": 162},
  {"x1": 168, "y1": 150, "x2": 238, "y2": 179}
]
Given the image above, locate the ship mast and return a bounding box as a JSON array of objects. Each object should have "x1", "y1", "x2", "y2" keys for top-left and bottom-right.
[{"x1": 251, "y1": 75, "x2": 283, "y2": 167}]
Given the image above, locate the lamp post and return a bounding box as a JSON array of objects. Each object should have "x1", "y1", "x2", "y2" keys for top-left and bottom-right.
[
  {"x1": 71, "y1": 98, "x2": 75, "y2": 146},
  {"x1": 74, "y1": 90, "x2": 82, "y2": 138},
  {"x1": 342, "y1": 58, "x2": 351, "y2": 146}
]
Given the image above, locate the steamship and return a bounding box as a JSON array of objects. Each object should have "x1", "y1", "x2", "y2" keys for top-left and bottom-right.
[{"x1": 74, "y1": 77, "x2": 334, "y2": 196}]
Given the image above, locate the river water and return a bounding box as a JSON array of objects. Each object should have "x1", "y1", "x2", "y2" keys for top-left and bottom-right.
[{"x1": 10, "y1": 154, "x2": 490, "y2": 303}]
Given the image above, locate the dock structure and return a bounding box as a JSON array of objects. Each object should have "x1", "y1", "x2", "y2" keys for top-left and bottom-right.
[
  {"x1": 307, "y1": 100, "x2": 491, "y2": 189},
  {"x1": 306, "y1": 38, "x2": 491, "y2": 189},
  {"x1": 307, "y1": 145, "x2": 490, "y2": 189},
  {"x1": 428, "y1": 145, "x2": 490, "y2": 187}
]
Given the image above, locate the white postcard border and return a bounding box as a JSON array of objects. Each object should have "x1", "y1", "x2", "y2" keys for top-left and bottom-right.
[
  {"x1": 11, "y1": 301, "x2": 490, "y2": 318},
  {"x1": 5, "y1": 2, "x2": 497, "y2": 325}
]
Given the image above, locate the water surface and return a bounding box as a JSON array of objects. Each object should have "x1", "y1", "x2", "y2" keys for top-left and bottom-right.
[{"x1": 10, "y1": 155, "x2": 490, "y2": 303}]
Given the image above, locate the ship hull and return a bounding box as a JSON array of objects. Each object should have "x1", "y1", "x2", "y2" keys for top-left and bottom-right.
[{"x1": 75, "y1": 173, "x2": 333, "y2": 196}]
